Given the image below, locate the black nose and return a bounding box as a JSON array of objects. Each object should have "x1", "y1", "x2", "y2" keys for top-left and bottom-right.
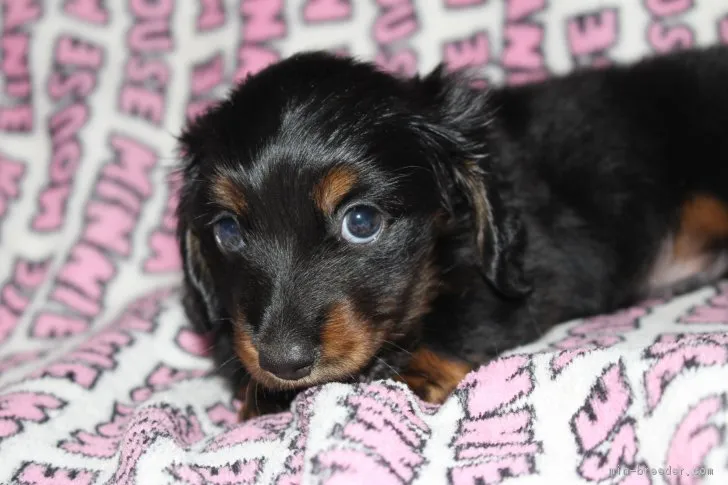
[{"x1": 258, "y1": 342, "x2": 315, "y2": 381}]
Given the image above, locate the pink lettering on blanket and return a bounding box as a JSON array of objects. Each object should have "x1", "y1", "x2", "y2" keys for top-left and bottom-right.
[
  {"x1": 646, "y1": 0, "x2": 694, "y2": 53},
  {"x1": 63, "y1": 0, "x2": 109, "y2": 25},
  {"x1": 567, "y1": 8, "x2": 618, "y2": 67},
  {"x1": 60, "y1": 402, "x2": 137, "y2": 458},
  {"x1": 313, "y1": 383, "x2": 430, "y2": 484},
  {"x1": 665, "y1": 394, "x2": 727, "y2": 485},
  {"x1": 0, "y1": 258, "x2": 50, "y2": 346},
  {"x1": 643, "y1": 332, "x2": 728, "y2": 412},
  {"x1": 206, "y1": 400, "x2": 242, "y2": 428},
  {"x1": 33, "y1": 135, "x2": 158, "y2": 337},
  {"x1": 449, "y1": 355, "x2": 541, "y2": 484},
  {"x1": 175, "y1": 327, "x2": 213, "y2": 357},
  {"x1": 0, "y1": 0, "x2": 41, "y2": 132},
  {"x1": 14, "y1": 462, "x2": 98, "y2": 485},
  {"x1": 167, "y1": 459, "x2": 264, "y2": 485},
  {"x1": 303, "y1": 0, "x2": 352, "y2": 23},
  {"x1": 144, "y1": 170, "x2": 183, "y2": 273},
  {"x1": 680, "y1": 283, "x2": 728, "y2": 324},
  {"x1": 197, "y1": 0, "x2": 226, "y2": 32},
  {"x1": 235, "y1": 0, "x2": 285, "y2": 82},
  {"x1": 550, "y1": 306, "x2": 648, "y2": 376},
  {"x1": 0, "y1": 392, "x2": 65, "y2": 441},
  {"x1": 0, "y1": 153, "x2": 25, "y2": 224},
  {"x1": 502, "y1": 0, "x2": 547, "y2": 85},
  {"x1": 120, "y1": 0, "x2": 174, "y2": 126},
  {"x1": 571, "y1": 361, "x2": 649, "y2": 483},
  {"x1": 31, "y1": 288, "x2": 172, "y2": 389},
  {"x1": 32, "y1": 35, "x2": 104, "y2": 232},
  {"x1": 129, "y1": 363, "x2": 208, "y2": 402},
  {"x1": 374, "y1": 0, "x2": 418, "y2": 77},
  {"x1": 443, "y1": 31, "x2": 490, "y2": 75},
  {"x1": 185, "y1": 53, "x2": 224, "y2": 122}
]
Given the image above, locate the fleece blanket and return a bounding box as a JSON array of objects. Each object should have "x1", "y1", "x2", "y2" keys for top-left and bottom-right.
[{"x1": 2, "y1": 1, "x2": 728, "y2": 484}]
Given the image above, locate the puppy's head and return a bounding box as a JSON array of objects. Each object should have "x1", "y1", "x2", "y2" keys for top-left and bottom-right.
[{"x1": 177, "y1": 52, "x2": 529, "y2": 390}]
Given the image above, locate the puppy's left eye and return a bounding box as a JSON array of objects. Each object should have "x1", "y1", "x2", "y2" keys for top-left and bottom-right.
[
  {"x1": 213, "y1": 216, "x2": 244, "y2": 252},
  {"x1": 341, "y1": 205, "x2": 383, "y2": 243}
]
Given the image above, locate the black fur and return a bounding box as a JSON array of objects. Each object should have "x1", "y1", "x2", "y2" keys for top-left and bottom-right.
[{"x1": 177, "y1": 46, "x2": 728, "y2": 416}]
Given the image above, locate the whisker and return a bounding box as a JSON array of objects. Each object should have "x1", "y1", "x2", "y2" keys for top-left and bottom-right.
[
  {"x1": 375, "y1": 356, "x2": 404, "y2": 382},
  {"x1": 215, "y1": 355, "x2": 239, "y2": 372},
  {"x1": 381, "y1": 340, "x2": 412, "y2": 356}
]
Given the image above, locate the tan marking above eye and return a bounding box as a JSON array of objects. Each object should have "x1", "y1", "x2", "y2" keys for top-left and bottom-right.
[
  {"x1": 313, "y1": 166, "x2": 358, "y2": 215},
  {"x1": 210, "y1": 173, "x2": 246, "y2": 214}
]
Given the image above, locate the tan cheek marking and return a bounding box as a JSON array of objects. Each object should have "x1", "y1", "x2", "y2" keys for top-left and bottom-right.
[
  {"x1": 233, "y1": 325, "x2": 259, "y2": 370},
  {"x1": 211, "y1": 173, "x2": 246, "y2": 214},
  {"x1": 398, "y1": 348, "x2": 472, "y2": 404},
  {"x1": 674, "y1": 194, "x2": 728, "y2": 260},
  {"x1": 320, "y1": 300, "x2": 380, "y2": 376},
  {"x1": 313, "y1": 166, "x2": 357, "y2": 215}
]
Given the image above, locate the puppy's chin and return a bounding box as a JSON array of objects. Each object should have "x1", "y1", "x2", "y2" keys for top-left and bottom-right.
[{"x1": 244, "y1": 363, "x2": 368, "y2": 391}]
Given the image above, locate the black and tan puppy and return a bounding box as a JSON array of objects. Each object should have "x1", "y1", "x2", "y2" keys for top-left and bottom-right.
[{"x1": 177, "y1": 46, "x2": 728, "y2": 420}]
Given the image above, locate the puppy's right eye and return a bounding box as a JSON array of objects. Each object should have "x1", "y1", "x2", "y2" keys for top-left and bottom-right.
[{"x1": 213, "y1": 216, "x2": 244, "y2": 252}]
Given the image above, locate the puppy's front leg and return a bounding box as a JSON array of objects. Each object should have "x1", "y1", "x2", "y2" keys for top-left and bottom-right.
[
  {"x1": 238, "y1": 382, "x2": 297, "y2": 421},
  {"x1": 397, "y1": 348, "x2": 473, "y2": 404}
]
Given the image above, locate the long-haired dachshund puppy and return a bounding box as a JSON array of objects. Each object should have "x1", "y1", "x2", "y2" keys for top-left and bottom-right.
[{"x1": 177, "y1": 46, "x2": 728, "y2": 420}]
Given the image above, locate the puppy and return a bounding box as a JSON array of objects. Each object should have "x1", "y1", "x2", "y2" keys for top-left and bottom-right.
[{"x1": 177, "y1": 46, "x2": 728, "y2": 420}]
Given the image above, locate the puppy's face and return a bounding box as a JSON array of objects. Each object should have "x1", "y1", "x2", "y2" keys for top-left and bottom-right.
[{"x1": 178, "y1": 53, "x2": 528, "y2": 390}]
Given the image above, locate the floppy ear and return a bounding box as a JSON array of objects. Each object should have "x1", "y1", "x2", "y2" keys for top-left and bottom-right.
[
  {"x1": 417, "y1": 66, "x2": 531, "y2": 298},
  {"x1": 175, "y1": 139, "x2": 222, "y2": 332},
  {"x1": 179, "y1": 226, "x2": 220, "y2": 332}
]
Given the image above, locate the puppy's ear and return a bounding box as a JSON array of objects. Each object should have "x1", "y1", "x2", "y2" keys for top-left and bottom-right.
[
  {"x1": 179, "y1": 227, "x2": 220, "y2": 331},
  {"x1": 417, "y1": 66, "x2": 531, "y2": 298},
  {"x1": 176, "y1": 144, "x2": 221, "y2": 332}
]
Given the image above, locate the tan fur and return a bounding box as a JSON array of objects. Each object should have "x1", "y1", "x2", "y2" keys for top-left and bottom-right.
[
  {"x1": 211, "y1": 173, "x2": 246, "y2": 214},
  {"x1": 674, "y1": 194, "x2": 728, "y2": 259},
  {"x1": 319, "y1": 300, "x2": 381, "y2": 377},
  {"x1": 648, "y1": 194, "x2": 728, "y2": 291},
  {"x1": 313, "y1": 166, "x2": 357, "y2": 215},
  {"x1": 398, "y1": 348, "x2": 472, "y2": 404}
]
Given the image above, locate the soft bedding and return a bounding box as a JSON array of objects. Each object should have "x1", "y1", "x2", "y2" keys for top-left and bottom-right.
[{"x1": 1, "y1": 1, "x2": 728, "y2": 484}]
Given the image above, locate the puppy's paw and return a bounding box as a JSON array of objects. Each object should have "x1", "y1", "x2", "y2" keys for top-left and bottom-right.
[{"x1": 398, "y1": 348, "x2": 472, "y2": 404}]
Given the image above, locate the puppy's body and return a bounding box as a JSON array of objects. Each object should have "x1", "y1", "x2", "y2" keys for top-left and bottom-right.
[
  {"x1": 177, "y1": 46, "x2": 728, "y2": 418},
  {"x1": 427, "y1": 46, "x2": 728, "y2": 363}
]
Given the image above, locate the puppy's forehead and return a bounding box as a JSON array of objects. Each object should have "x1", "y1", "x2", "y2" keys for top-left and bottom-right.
[
  {"x1": 209, "y1": 159, "x2": 365, "y2": 220},
  {"x1": 194, "y1": 53, "x2": 438, "y2": 218}
]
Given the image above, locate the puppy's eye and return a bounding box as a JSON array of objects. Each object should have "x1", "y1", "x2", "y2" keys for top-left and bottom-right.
[
  {"x1": 341, "y1": 205, "x2": 383, "y2": 243},
  {"x1": 213, "y1": 216, "x2": 244, "y2": 251}
]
